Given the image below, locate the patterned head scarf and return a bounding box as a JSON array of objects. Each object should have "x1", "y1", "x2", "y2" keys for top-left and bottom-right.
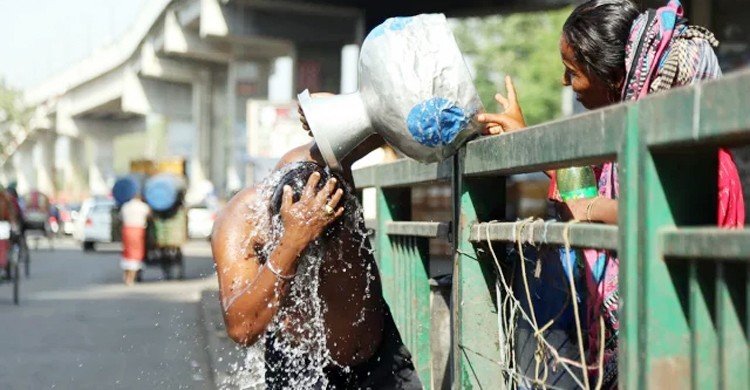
[{"x1": 621, "y1": 0, "x2": 720, "y2": 101}]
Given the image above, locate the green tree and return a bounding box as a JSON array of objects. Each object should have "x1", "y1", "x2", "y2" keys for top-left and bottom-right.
[
  {"x1": 0, "y1": 79, "x2": 30, "y2": 125},
  {"x1": 453, "y1": 8, "x2": 571, "y2": 126}
]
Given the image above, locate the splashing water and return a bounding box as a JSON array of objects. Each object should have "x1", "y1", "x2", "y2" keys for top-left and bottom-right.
[
  {"x1": 265, "y1": 241, "x2": 331, "y2": 388},
  {"x1": 225, "y1": 162, "x2": 375, "y2": 389},
  {"x1": 221, "y1": 343, "x2": 266, "y2": 390}
]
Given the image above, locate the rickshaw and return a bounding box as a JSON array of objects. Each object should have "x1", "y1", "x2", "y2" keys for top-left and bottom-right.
[
  {"x1": 114, "y1": 174, "x2": 187, "y2": 281},
  {"x1": 0, "y1": 189, "x2": 22, "y2": 304},
  {"x1": 144, "y1": 206, "x2": 187, "y2": 280},
  {"x1": 22, "y1": 189, "x2": 53, "y2": 254}
]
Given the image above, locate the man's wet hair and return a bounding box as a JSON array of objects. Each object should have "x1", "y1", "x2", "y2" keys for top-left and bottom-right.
[{"x1": 269, "y1": 162, "x2": 352, "y2": 233}]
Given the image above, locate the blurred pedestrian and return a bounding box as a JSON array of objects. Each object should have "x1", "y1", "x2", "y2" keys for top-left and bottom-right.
[
  {"x1": 6, "y1": 186, "x2": 28, "y2": 267},
  {"x1": 120, "y1": 195, "x2": 150, "y2": 286},
  {"x1": 6, "y1": 186, "x2": 23, "y2": 230},
  {"x1": 0, "y1": 186, "x2": 14, "y2": 279}
]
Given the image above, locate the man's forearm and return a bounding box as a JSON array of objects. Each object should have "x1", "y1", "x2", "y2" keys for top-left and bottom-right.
[{"x1": 223, "y1": 236, "x2": 307, "y2": 345}]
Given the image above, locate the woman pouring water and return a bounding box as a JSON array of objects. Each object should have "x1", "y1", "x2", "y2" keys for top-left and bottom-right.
[
  {"x1": 477, "y1": 1, "x2": 745, "y2": 386},
  {"x1": 212, "y1": 141, "x2": 422, "y2": 389}
]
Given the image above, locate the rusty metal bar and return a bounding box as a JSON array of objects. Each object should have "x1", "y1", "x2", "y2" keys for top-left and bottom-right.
[
  {"x1": 353, "y1": 158, "x2": 452, "y2": 188},
  {"x1": 386, "y1": 221, "x2": 450, "y2": 239},
  {"x1": 470, "y1": 221, "x2": 618, "y2": 250},
  {"x1": 660, "y1": 227, "x2": 750, "y2": 261}
]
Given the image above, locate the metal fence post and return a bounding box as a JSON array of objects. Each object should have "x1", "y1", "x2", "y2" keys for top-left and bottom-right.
[
  {"x1": 619, "y1": 104, "x2": 642, "y2": 389},
  {"x1": 452, "y1": 148, "x2": 506, "y2": 389},
  {"x1": 636, "y1": 89, "x2": 718, "y2": 388}
]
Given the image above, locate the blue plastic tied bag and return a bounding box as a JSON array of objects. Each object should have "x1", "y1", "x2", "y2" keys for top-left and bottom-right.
[{"x1": 407, "y1": 97, "x2": 469, "y2": 147}]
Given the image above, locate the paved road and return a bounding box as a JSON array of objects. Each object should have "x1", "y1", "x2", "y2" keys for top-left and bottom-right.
[{"x1": 0, "y1": 238, "x2": 219, "y2": 390}]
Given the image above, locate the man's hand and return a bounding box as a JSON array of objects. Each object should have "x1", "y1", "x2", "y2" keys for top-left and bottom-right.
[
  {"x1": 477, "y1": 76, "x2": 527, "y2": 135},
  {"x1": 280, "y1": 171, "x2": 344, "y2": 247}
]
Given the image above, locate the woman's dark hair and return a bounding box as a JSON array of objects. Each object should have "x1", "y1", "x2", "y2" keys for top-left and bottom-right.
[
  {"x1": 269, "y1": 162, "x2": 351, "y2": 232},
  {"x1": 562, "y1": 0, "x2": 641, "y2": 90}
]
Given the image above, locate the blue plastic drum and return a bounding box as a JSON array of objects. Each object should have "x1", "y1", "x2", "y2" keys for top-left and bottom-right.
[
  {"x1": 144, "y1": 174, "x2": 185, "y2": 212},
  {"x1": 112, "y1": 176, "x2": 140, "y2": 206}
]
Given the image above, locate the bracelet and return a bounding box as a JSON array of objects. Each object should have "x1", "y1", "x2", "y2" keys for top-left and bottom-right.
[
  {"x1": 585, "y1": 196, "x2": 601, "y2": 223},
  {"x1": 266, "y1": 260, "x2": 295, "y2": 280}
]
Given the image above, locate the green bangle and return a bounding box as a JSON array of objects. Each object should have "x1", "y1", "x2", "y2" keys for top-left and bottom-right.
[{"x1": 560, "y1": 186, "x2": 599, "y2": 201}]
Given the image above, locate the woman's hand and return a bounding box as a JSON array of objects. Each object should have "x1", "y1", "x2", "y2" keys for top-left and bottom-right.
[
  {"x1": 477, "y1": 76, "x2": 527, "y2": 135},
  {"x1": 557, "y1": 198, "x2": 591, "y2": 221},
  {"x1": 297, "y1": 92, "x2": 334, "y2": 137},
  {"x1": 557, "y1": 197, "x2": 619, "y2": 224},
  {"x1": 280, "y1": 171, "x2": 345, "y2": 247},
  {"x1": 297, "y1": 103, "x2": 312, "y2": 135}
]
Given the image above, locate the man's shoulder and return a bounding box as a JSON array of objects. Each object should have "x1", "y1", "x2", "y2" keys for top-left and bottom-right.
[
  {"x1": 215, "y1": 187, "x2": 259, "y2": 227},
  {"x1": 274, "y1": 142, "x2": 316, "y2": 170}
]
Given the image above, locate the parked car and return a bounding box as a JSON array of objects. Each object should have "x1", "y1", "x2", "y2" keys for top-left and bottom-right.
[
  {"x1": 58, "y1": 203, "x2": 81, "y2": 235},
  {"x1": 75, "y1": 198, "x2": 115, "y2": 251},
  {"x1": 187, "y1": 205, "x2": 216, "y2": 240}
]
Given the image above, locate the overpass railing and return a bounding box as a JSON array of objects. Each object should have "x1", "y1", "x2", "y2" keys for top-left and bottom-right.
[{"x1": 352, "y1": 68, "x2": 750, "y2": 389}]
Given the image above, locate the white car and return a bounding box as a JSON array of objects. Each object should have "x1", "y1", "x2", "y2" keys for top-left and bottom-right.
[
  {"x1": 75, "y1": 198, "x2": 115, "y2": 251},
  {"x1": 188, "y1": 206, "x2": 216, "y2": 240}
]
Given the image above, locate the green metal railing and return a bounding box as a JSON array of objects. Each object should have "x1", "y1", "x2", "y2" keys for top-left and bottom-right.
[{"x1": 353, "y1": 68, "x2": 750, "y2": 389}]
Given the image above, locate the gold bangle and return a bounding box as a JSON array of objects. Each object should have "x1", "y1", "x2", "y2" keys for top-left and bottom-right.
[
  {"x1": 585, "y1": 196, "x2": 601, "y2": 223},
  {"x1": 266, "y1": 260, "x2": 295, "y2": 280}
]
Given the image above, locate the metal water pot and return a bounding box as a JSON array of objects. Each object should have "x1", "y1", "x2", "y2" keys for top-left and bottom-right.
[{"x1": 298, "y1": 14, "x2": 483, "y2": 171}]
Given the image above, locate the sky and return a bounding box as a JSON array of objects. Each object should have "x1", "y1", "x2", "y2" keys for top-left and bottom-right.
[{"x1": 0, "y1": 0, "x2": 148, "y2": 90}]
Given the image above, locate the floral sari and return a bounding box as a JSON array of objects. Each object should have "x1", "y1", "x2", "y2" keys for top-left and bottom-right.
[{"x1": 549, "y1": 1, "x2": 745, "y2": 387}]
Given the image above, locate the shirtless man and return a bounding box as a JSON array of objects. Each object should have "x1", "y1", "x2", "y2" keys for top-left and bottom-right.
[{"x1": 211, "y1": 138, "x2": 422, "y2": 389}]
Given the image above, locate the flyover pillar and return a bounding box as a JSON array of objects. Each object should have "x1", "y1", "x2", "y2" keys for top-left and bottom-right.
[
  {"x1": 56, "y1": 135, "x2": 88, "y2": 200},
  {"x1": 87, "y1": 134, "x2": 115, "y2": 196},
  {"x1": 32, "y1": 131, "x2": 56, "y2": 197},
  {"x1": 191, "y1": 70, "x2": 211, "y2": 189},
  {"x1": 12, "y1": 142, "x2": 35, "y2": 195}
]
